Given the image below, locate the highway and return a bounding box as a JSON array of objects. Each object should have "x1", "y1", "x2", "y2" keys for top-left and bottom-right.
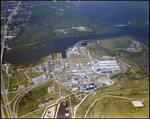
[
  {"x1": 12, "y1": 69, "x2": 67, "y2": 118},
  {"x1": 12, "y1": 81, "x2": 54, "y2": 118},
  {"x1": 1, "y1": 1, "x2": 12, "y2": 118},
  {"x1": 1, "y1": 1, "x2": 21, "y2": 118}
]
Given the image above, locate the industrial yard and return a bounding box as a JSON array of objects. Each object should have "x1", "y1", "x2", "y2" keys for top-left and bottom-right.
[{"x1": 2, "y1": 36, "x2": 149, "y2": 118}]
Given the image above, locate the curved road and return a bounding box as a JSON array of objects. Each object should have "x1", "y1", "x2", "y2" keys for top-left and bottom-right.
[{"x1": 12, "y1": 69, "x2": 67, "y2": 118}]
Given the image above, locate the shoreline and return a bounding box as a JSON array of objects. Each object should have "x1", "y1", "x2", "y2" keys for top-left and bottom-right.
[
  {"x1": 97, "y1": 36, "x2": 144, "y2": 53},
  {"x1": 3, "y1": 35, "x2": 148, "y2": 66}
]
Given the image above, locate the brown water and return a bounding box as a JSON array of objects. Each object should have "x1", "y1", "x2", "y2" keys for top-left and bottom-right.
[{"x1": 57, "y1": 101, "x2": 69, "y2": 118}]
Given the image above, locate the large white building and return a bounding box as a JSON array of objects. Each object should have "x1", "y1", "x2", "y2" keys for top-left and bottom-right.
[{"x1": 92, "y1": 60, "x2": 120, "y2": 74}]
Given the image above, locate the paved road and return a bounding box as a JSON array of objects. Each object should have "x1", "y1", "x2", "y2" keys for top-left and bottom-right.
[
  {"x1": 1, "y1": 1, "x2": 21, "y2": 118},
  {"x1": 1, "y1": 103, "x2": 5, "y2": 118},
  {"x1": 12, "y1": 86, "x2": 33, "y2": 118},
  {"x1": 1, "y1": 1, "x2": 12, "y2": 118},
  {"x1": 12, "y1": 69, "x2": 66, "y2": 118},
  {"x1": 73, "y1": 93, "x2": 91, "y2": 118}
]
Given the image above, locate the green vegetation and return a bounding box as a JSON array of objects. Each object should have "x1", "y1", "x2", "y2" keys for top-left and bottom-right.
[
  {"x1": 87, "y1": 40, "x2": 116, "y2": 58},
  {"x1": 70, "y1": 94, "x2": 81, "y2": 108},
  {"x1": 7, "y1": 92, "x2": 20, "y2": 102},
  {"x1": 10, "y1": 78, "x2": 18, "y2": 85},
  {"x1": 86, "y1": 97, "x2": 127, "y2": 118},
  {"x1": 54, "y1": 82, "x2": 59, "y2": 92},
  {"x1": 7, "y1": 4, "x2": 100, "y2": 54},
  {"x1": 110, "y1": 99, "x2": 149, "y2": 118},
  {"x1": 17, "y1": 81, "x2": 61, "y2": 117},
  {"x1": 14, "y1": 74, "x2": 24, "y2": 83},
  {"x1": 2, "y1": 69, "x2": 8, "y2": 89},
  {"x1": 88, "y1": 35, "x2": 147, "y2": 60},
  {"x1": 76, "y1": 58, "x2": 149, "y2": 118},
  {"x1": 53, "y1": 16, "x2": 100, "y2": 38},
  {"x1": 8, "y1": 5, "x2": 69, "y2": 54},
  {"x1": 2, "y1": 107, "x2": 8, "y2": 118},
  {"x1": 76, "y1": 94, "x2": 97, "y2": 118},
  {"x1": 100, "y1": 37, "x2": 132, "y2": 49},
  {"x1": 61, "y1": 88, "x2": 72, "y2": 97},
  {"x1": 26, "y1": 72, "x2": 41, "y2": 78},
  {"x1": 8, "y1": 85, "x2": 19, "y2": 92},
  {"x1": 21, "y1": 107, "x2": 45, "y2": 118}
]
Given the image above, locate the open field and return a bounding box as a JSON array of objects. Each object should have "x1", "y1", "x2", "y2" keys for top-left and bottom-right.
[
  {"x1": 7, "y1": 92, "x2": 20, "y2": 102},
  {"x1": 86, "y1": 97, "x2": 120, "y2": 118},
  {"x1": 26, "y1": 71, "x2": 41, "y2": 78},
  {"x1": 72, "y1": 59, "x2": 80, "y2": 65},
  {"x1": 54, "y1": 82, "x2": 59, "y2": 92},
  {"x1": 2, "y1": 107, "x2": 8, "y2": 118},
  {"x1": 100, "y1": 37, "x2": 136, "y2": 50},
  {"x1": 78, "y1": 49, "x2": 88, "y2": 56},
  {"x1": 70, "y1": 53, "x2": 87, "y2": 59},
  {"x1": 13, "y1": 74, "x2": 26, "y2": 83},
  {"x1": 79, "y1": 58, "x2": 91, "y2": 66},
  {"x1": 76, "y1": 94, "x2": 98, "y2": 118},
  {"x1": 11, "y1": 78, "x2": 18, "y2": 85},
  {"x1": 70, "y1": 94, "x2": 84, "y2": 108},
  {"x1": 61, "y1": 88, "x2": 72, "y2": 97},
  {"x1": 2, "y1": 69, "x2": 8, "y2": 89},
  {"x1": 17, "y1": 81, "x2": 57, "y2": 117},
  {"x1": 21, "y1": 107, "x2": 45, "y2": 118},
  {"x1": 86, "y1": 94, "x2": 149, "y2": 118},
  {"x1": 86, "y1": 40, "x2": 116, "y2": 59},
  {"x1": 109, "y1": 99, "x2": 149, "y2": 118}
]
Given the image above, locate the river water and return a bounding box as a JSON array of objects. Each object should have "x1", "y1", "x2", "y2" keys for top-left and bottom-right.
[{"x1": 3, "y1": 1, "x2": 149, "y2": 71}]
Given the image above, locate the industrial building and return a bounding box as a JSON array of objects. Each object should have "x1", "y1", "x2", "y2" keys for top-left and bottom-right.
[
  {"x1": 32, "y1": 74, "x2": 48, "y2": 84},
  {"x1": 92, "y1": 60, "x2": 120, "y2": 74},
  {"x1": 80, "y1": 82, "x2": 100, "y2": 92}
]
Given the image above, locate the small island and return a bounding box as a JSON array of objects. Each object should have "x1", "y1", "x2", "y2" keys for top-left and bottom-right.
[
  {"x1": 128, "y1": 20, "x2": 149, "y2": 25},
  {"x1": 111, "y1": 20, "x2": 149, "y2": 28}
]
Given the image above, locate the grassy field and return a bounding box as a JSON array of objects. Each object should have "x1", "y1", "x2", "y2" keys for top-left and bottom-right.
[
  {"x1": 72, "y1": 59, "x2": 80, "y2": 65},
  {"x1": 79, "y1": 58, "x2": 91, "y2": 66},
  {"x1": 78, "y1": 49, "x2": 88, "y2": 56},
  {"x1": 13, "y1": 74, "x2": 26, "y2": 83},
  {"x1": 7, "y1": 92, "x2": 20, "y2": 102},
  {"x1": 100, "y1": 37, "x2": 133, "y2": 50},
  {"x1": 11, "y1": 78, "x2": 18, "y2": 85},
  {"x1": 86, "y1": 97, "x2": 119, "y2": 118},
  {"x1": 54, "y1": 81, "x2": 59, "y2": 92},
  {"x1": 86, "y1": 95, "x2": 149, "y2": 118},
  {"x1": 17, "y1": 81, "x2": 57, "y2": 117},
  {"x1": 61, "y1": 88, "x2": 72, "y2": 97},
  {"x1": 2, "y1": 69, "x2": 8, "y2": 89},
  {"x1": 70, "y1": 94, "x2": 82, "y2": 109},
  {"x1": 26, "y1": 71, "x2": 41, "y2": 78},
  {"x1": 76, "y1": 94, "x2": 97, "y2": 118},
  {"x1": 70, "y1": 53, "x2": 87, "y2": 59},
  {"x1": 21, "y1": 107, "x2": 45, "y2": 118},
  {"x1": 109, "y1": 99, "x2": 149, "y2": 118},
  {"x1": 2, "y1": 107, "x2": 8, "y2": 118}
]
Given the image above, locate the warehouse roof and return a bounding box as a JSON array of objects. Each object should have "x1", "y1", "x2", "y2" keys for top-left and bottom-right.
[{"x1": 132, "y1": 101, "x2": 144, "y2": 107}]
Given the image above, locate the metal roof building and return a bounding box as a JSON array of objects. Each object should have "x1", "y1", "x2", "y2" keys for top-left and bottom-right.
[
  {"x1": 132, "y1": 101, "x2": 144, "y2": 107},
  {"x1": 99, "y1": 60, "x2": 117, "y2": 64},
  {"x1": 101, "y1": 70, "x2": 112, "y2": 73}
]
